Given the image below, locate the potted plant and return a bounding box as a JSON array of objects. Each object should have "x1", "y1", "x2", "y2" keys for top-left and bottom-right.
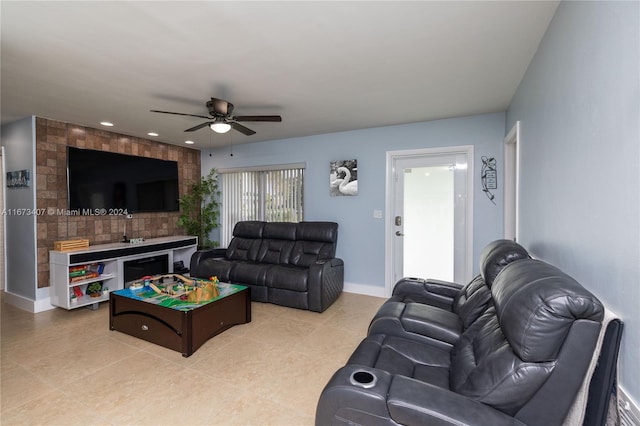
[
  {"x1": 177, "y1": 169, "x2": 221, "y2": 249},
  {"x1": 86, "y1": 282, "x2": 103, "y2": 298}
]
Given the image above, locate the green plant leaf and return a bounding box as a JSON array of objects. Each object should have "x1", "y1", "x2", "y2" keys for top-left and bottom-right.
[{"x1": 176, "y1": 168, "x2": 220, "y2": 248}]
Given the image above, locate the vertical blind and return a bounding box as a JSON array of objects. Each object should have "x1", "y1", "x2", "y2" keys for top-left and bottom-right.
[{"x1": 220, "y1": 166, "x2": 304, "y2": 246}]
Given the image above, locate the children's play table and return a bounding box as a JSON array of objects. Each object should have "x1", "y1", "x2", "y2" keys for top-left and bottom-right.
[{"x1": 109, "y1": 280, "x2": 250, "y2": 357}]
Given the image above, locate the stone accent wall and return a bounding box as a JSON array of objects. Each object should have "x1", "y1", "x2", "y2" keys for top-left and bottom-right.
[{"x1": 35, "y1": 117, "x2": 200, "y2": 288}]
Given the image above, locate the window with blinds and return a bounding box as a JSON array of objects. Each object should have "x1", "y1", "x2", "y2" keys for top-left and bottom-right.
[{"x1": 219, "y1": 165, "x2": 304, "y2": 246}]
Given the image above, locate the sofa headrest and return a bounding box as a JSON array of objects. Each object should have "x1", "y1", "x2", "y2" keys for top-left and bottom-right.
[
  {"x1": 296, "y1": 222, "x2": 338, "y2": 243},
  {"x1": 492, "y1": 259, "x2": 604, "y2": 362},
  {"x1": 479, "y1": 239, "x2": 530, "y2": 287},
  {"x1": 233, "y1": 221, "x2": 265, "y2": 239},
  {"x1": 263, "y1": 222, "x2": 297, "y2": 240}
]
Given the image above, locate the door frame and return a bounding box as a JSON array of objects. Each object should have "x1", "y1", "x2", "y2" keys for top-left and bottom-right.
[
  {"x1": 504, "y1": 121, "x2": 520, "y2": 240},
  {"x1": 0, "y1": 147, "x2": 5, "y2": 292},
  {"x1": 385, "y1": 145, "x2": 474, "y2": 297}
]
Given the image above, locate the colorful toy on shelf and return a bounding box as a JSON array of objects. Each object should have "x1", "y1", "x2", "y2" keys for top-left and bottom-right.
[{"x1": 68, "y1": 263, "x2": 104, "y2": 283}]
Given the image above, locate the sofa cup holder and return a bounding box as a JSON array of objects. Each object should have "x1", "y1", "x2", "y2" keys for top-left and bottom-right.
[{"x1": 349, "y1": 370, "x2": 377, "y2": 389}]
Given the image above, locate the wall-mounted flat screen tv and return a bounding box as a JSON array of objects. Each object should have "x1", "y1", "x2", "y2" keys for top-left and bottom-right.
[{"x1": 67, "y1": 147, "x2": 179, "y2": 213}]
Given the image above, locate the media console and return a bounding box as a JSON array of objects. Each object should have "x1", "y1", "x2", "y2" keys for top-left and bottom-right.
[{"x1": 50, "y1": 236, "x2": 197, "y2": 310}]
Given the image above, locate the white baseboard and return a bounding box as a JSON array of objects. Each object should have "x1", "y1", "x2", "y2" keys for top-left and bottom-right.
[
  {"x1": 3, "y1": 291, "x2": 36, "y2": 312},
  {"x1": 343, "y1": 282, "x2": 386, "y2": 298},
  {"x1": 34, "y1": 297, "x2": 55, "y2": 313},
  {"x1": 619, "y1": 386, "x2": 640, "y2": 426},
  {"x1": 2, "y1": 291, "x2": 55, "y2": 313}
]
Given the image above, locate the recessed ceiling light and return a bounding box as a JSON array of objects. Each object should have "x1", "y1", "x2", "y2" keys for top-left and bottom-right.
[
  {"x1": 147, "y1": 132, "x2": 159, "y2": 137},
  {"x1": 100, "y1": 121, "x2": 114, "y2": 127},
  {"x1": 185, "y1": 140, "x2": 195, "y2": 145}
]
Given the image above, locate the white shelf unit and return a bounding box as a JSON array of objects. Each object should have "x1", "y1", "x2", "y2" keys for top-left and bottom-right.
[
  {"x1": 50, "y1": 236, "x2": 198, "y2": 310},
  {"x1": 67, "y1": 263, "x2": 117, "y2": 308}
]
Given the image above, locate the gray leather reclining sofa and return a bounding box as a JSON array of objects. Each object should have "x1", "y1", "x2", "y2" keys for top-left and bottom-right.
[
  {"x1": 190, "y1": 221, "x2": 343, "y2": 312},
  {"x1": 369, "y1": 239, "x2": 530, "y2": 351},
  {"x1": 317, "y1": 239, "x2": 621, "y2": 426}
]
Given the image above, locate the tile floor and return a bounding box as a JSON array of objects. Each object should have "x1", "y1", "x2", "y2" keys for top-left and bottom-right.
[{"x1": 1, "y1": 292, "x2": 385, "y2": 425}]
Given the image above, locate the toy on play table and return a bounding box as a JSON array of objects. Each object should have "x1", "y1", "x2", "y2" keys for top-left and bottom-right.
[
  {"x1": 135, "y1": 274, "x2": 220, "y2": 303},
  {"x1": 185, "y1": 276, "x2": 220, "y2": 302}
]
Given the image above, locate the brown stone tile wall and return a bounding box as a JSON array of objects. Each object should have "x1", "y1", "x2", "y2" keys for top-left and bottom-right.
[{"x1": 35, "y1": 118, "x2": 200, "y2": 288}]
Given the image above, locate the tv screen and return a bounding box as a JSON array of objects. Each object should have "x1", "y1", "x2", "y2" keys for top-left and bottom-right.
[{"x1": 67, "y1": 147, "x2": 179, "y2": 214}]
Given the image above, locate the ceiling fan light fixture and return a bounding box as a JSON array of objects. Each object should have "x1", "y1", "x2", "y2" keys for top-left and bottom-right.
[
  {"x1": 151, "y1": 97, "x2": 279, "y2": 136},
  {"x1": 210, "y1": 122, "x2": 231, "y2": 134}
]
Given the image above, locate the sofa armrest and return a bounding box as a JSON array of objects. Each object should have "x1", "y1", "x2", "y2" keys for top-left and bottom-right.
[
  {"x1": 392, "y1": 277, "x2": 463, "y2": 311},
  {"x1": 189, "y1": 248, "x2": 227, "y2": 272},
  {"x1": 316, "y1": 366, "x2": 395, "y2": 425},
  {"x1": 308, "y1": 258, "x2": 344, "y2": 312},
  {"x1": 424, "y1": 279, "x2": 463, "y2": 298},
  {"x1": 316, "y1": 366, "x2": 524, "y2": 426},
  {"x1": 387, "y1": 375, "x2": 524, "y2": 426}
]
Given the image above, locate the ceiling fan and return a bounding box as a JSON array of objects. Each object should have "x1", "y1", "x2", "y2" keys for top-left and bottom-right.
[{"x1": 150, "y1": 97, "x2": 282, "y2": 136}]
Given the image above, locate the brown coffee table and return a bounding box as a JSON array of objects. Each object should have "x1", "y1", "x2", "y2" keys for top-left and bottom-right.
[{"x1": 109, "y1": 281, "x2": 250, "y2": 357}]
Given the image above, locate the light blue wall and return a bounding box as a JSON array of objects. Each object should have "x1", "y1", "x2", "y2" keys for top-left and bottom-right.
[
  {"x1": 202, "y1": 112, "x2": 505, "y2": 292},
  {"x1": 507, "y1": 1, "x2": 640, "y2": 403},
  {"x1": 1, "y1": 116, "x2": 37, "y2": 299}
]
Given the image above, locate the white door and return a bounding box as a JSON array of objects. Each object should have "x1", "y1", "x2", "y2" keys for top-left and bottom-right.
[{"x1": 386, "y1": 147, "x2": 473, "y2": 296}]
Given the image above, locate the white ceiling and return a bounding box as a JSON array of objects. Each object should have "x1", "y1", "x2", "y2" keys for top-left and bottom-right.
[{"x1": 1, "y1": 1, "x2": 559, "y2": 150}]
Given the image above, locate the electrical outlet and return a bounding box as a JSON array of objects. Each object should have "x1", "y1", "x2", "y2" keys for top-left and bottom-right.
[{"x1": 619, "y1": 387, "x2": 640, "y2": 426}]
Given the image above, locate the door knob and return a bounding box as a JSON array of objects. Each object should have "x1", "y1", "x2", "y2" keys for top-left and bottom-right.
[{"x1": 395, "y1": 231, "x2": 404, "y2": 236}]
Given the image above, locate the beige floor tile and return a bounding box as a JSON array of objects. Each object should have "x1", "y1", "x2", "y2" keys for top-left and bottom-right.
[
  {"x1": 217, "y1": 394, "x2": 314, "y2": 426},
  {"x1": 0, "y1": 360, "x2": 57, "y2": 412},
  {"x1": 106, "y1": 369, "x2": 246, "y2": 425},
  {"x1": 2, "y1": 326, "x2": 89, "y2": 366},
  {"x1": 240, "y1": 316, "x2": 321, "y2": 349},
  {"x1": 193, "y1": 337, "x2": 290, "y2": 383},
  {"x1": 64, "y1": 353, "x2": 185, "y2": 413},
  {"x1": 249, "y1": 350, "x2": 341, "y2": 419},
  {"x1": 294, "y1": 324, "x2": 365, "y2": 362},
  {"x1": 1, "y1": 291, "x2": 383, "y2": 425},
  {"x1": 1, "y1": 389, "x2": 103, "y2": 426},
  {"x1": 21, "y1": 335, "x2": 141, "y2": 388}
]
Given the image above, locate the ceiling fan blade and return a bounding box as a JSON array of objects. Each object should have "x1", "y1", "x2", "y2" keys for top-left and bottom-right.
[
  {"x1": 231, "y1": 122, "x2": 256, "y2": 136},
  {"x1": 150, "y1": 110, "x2": 211, "y2": 120},
  {"x1": 234, "y1": 115, "x2": 282, "y2": 122},
  {"x1": 184, "y1": 122, "x2": 213, "y2": 132}
]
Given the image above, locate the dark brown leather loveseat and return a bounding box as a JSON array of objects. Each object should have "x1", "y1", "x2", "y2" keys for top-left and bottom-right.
[{"x1": 190, "y1": 221, "x2": 343, "y2": 312}]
